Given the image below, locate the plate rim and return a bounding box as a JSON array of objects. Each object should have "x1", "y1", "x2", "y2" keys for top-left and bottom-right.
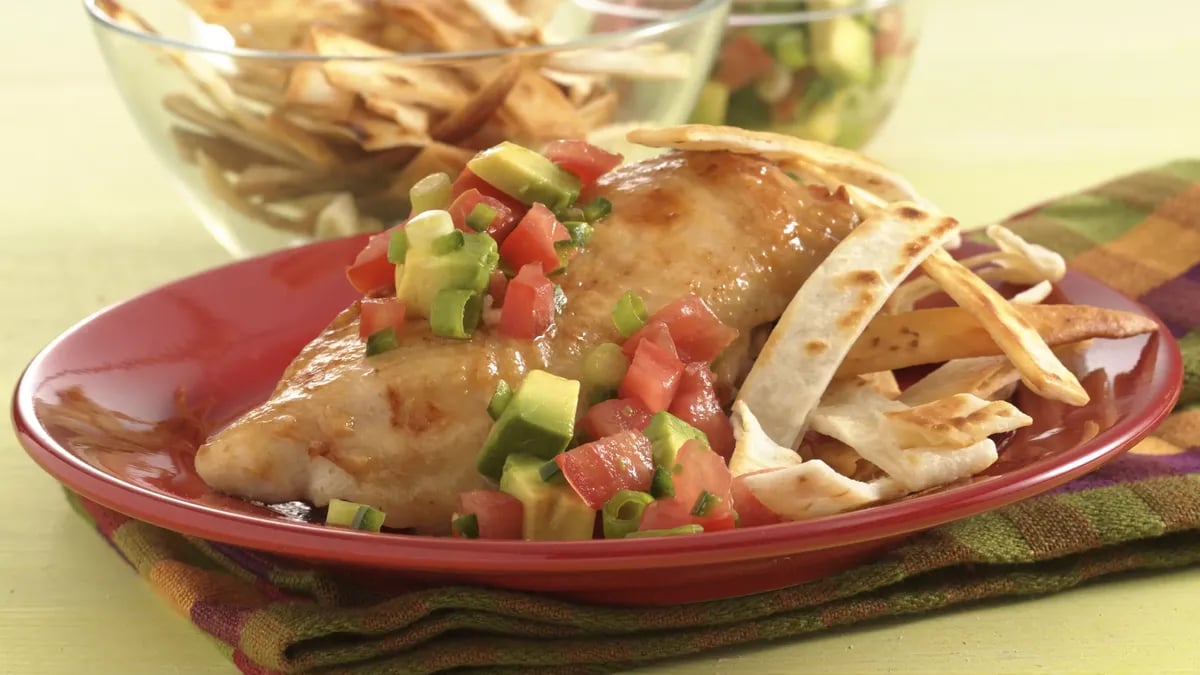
[{"x1": 10, "y1": 236, "x2": 1185, "y2": 574}]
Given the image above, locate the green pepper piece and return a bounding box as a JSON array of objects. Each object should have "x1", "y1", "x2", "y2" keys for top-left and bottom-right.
[
  {"x1": 431, "y1": 230, "x2": 465, "y2": 256},
  {"x1": 602, "y1": 490, "x2": 655, "y2": 539},
  {"x1": 650, "y1": 465, "x2": 675, "y2": 499},
  {"x1": 430, "y1": 289, "x2": 482, "y2": 339},
  {"x1": 612, "y1": 290, "x2": 648, "y2": 337},
  {"x1": 452, "y1": 513, "x2": 479, "y2": 538},
  {"x1": 624, "y1": 524, "x2": 704, "y2": 538},
  {"x1": 387, "y1": 228, "x2": 410, "y2": 264},
  {"x1": 365, "y1": 326, "x2": 400, "y2": 356},
  {"x1": 487, "y1": 380, "x2": 513, "y2": 420},
  {"x1": 409, "y1": 172, "x2": 452, "y2": 215},
  {"x1": 690, "y1": 490, "x2": 722, "y2": 517},
  {"x1": 582, "y1": 197, "x2": 612, "y2": 223},
  {"x1": 465, "y1": 203, "x2": 498, "y2": 232}
]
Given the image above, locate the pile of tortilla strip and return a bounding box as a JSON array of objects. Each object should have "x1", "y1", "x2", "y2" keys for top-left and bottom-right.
[
  {"x1": 630, "y1": 125, "x2": 1159, "y2": 522},
  {"x1": 96, "y1": 0, "x2": 689, "y2": 238}
]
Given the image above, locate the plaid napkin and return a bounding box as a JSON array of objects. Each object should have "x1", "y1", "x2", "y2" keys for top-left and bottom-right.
[{"x1": 66, "y1": 161, "x2": 1200, "y2": 675}]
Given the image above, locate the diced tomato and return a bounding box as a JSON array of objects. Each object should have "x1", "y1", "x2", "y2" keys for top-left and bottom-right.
[
  {"x1": 358, "y1": 297, "x2": 406, "y2": 340},
  {"x1": 730, "y1": 472, "x2": 785, "y2": 528},
  {"x1": 498, "y1": 263, "x2": 556, "y2": 339},
  {"x1": 650, "y1": 295, "x2": 739, "y2": 364},
  {"x1": 621, "y1": 320, "x2": 678, "y2": 360},
  {"x1": 554, "y1": 430, "x2": 654, "y2": 509},
  {"x1": 581, "y1": 398, "x2": 652, "y2": 439},
  {"x1": 345, "y1": 230, "x2": 395, "y2": 295},
  {"x1": 447, "y1": 188, "x2": 520, "y2": 243},
  {"x1": 451, "y1": 168, "x2": 525, "y2": 213},
  {"x1": 543, "y1": 139, "x2": 623, "y2": 186},
  {"x1": 638, "y1": 440, "x2": 736, "y2": 532},
  {"x1": 618, "y1": 339, "x2": 684, "y2": 413},
  {"x1": 716, "y1": 34, "x2": 776, "y2": 90},
  {"x1": 669, "y1": 363, "x2": 735, "y2": 460},
  {"x1": 456, "y1": 490, "x2": 524, "y2": 539},
  {"x1": 498, "y1": 203, "x2": 572, "y2": 273},
  {"x1": 487, "y1": 269, "x2": 508, "y2": 307}
]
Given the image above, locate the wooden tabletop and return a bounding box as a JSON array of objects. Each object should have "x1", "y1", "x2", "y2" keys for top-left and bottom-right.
[{"x1": 3, "y1": 1, "x2": 1199, "y2": 673}]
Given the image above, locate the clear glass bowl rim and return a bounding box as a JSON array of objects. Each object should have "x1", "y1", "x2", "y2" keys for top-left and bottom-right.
[
  {"x1": 730, "y1": 0, "x2": 910, "y2": 27},
  {"x1": 83, "y1": 0, "x2": 732, "y2": 62}
]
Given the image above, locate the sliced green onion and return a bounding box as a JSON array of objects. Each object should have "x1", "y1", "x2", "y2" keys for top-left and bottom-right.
[
  {"x1": 690, "y1": 490, "x2": 722, "y2": 517},
  {"x1": 612, "y1": 290, "x2": 648, "y2": 337},
  {"x1": 487, "y1": 380, "x2": 513, "y2": 420},
  {"x1": 538, "y1": 459, "x2": 563, "y2": 483},
  {"x1": 365, "y1": 327, "x2": 400, "y2": 356},
  {"x1": 582, "y1": 197, "x2": 612, "y2": 223},
  {"x1": 625, "y1": 524, "x2": 703, "y2": 538},
  {"x1": 326, "y1": 499, "x2": 385, "y2": 532},
  {"x1": 602, "y1": 490, "x2": 655, "y2": 539},
  {"x1": 431, "y1": 230, "x2": 465, "y2": 256},
  {"x1": 773, "y1": 29, "x2": 810, "y2": 69},
  {"x1": 651, "y1": 466, "x2": 675, "y2": 499},
  {"x1": 553, "y1": 285, "x2": 568, "y2": 315},
  {"x1": 430, "y1": 289, "x2": 482, "y2": 339},
  {"x1": 452, "y1": 512, "x2": 479, "y2": 538},
  {"x1": 465, "y1": 203, "x2": 498, "y2": 232},
  {"x1": 387, "y1": 228, "x2": 409, "y2": 264},
  {"x1": 564, "y1": 221, "x2": 594, "y2": 247},
  {"x1": 582, "y1": 342, "x2": 629, "y2": 391},
  {"x1": 409, "y1": 172, "x2": 452, "y2": 214}
]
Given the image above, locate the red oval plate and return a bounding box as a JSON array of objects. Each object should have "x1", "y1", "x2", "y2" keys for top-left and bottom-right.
[{"x1": 12, "y1": 237, "x2": 1182, "y2": 605}]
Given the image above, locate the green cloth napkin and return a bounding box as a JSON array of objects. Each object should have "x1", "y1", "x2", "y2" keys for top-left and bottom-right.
[{"x1": 67, "y1": 160, "x2": 1200, "y2": 674}]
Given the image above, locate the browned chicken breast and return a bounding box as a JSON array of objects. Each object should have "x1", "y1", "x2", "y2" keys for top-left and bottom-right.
[{"x1": 194, "y1": 151, "x2": 861, "y2": 533}]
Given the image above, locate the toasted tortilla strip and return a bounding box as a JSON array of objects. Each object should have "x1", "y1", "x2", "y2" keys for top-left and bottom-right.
[
  {"x1": 742, "y1": 461, "x2": 903, "y2": 522},
  {"x1": 729, "y1": 401, "x2": 803, "y2": 477},
  {"x1": 264, "y1": 112, "x2": 344, "y2": 168},
  {"x1": 546, "y1": 44, "x2": 692, "y2": 80},
  {"x1": 627, "y1": 124, "x2": 927, "y2": 206},
  {"x1": 171, "y1": 128, "x2": 277, "y2": 172},
  {"x1": 164, "y1": 95, "x2": 308, "y2": 167},
  {"x1": 840, "y1": 304, "x2": 1158, "y2": 376},
  {"x1": 920, "y1": 248, "x2": 1088, "y2": 405},
  {"x1": 284, "y1": 63, "x2": 357, "y2": 121},
  {"x1": 361, "y1": 97, "x2": 432, "y2": 135},
  {"x1": 898, "y1": 356, "x2": 1020, "y2": 406},
  {"x1": 495, "y1": 69, "x2": 588, "y2": 141},
  {"x1": 463, "y1": 0, "x2": 538, "y2": 44},
  {"x1": 339, "y1": 107, "x2": 428, "y2": 151},
  {"x1": 195, "y1": 152, "x2": 307, "y2": 234},
  {"x1": 183, "y1": 0, "x2": 371, "y2": 24},
  {"x1": 883, "y1": 394, "x2": 1032, "y2": 449},
  {"x1": 312, "y1": 192, "x2": 363, "y2": 238},
  {"x1": 431, "y1": 58, "x2": 522, "y2": 143},
  {"x1": 735, "y1": 202, "x2": 959, "y2": 448},
  {"x1": 1010, "y1": 280, "x2": 1053, "y2": 305}
]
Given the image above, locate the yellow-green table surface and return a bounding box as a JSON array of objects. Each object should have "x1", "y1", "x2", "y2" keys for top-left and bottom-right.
[{"x1": 3, "y1": 1, "x2": 1199, "y2": 673}]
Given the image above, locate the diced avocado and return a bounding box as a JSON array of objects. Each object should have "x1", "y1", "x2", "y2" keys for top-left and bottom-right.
[
  {"x1": 477, "y1": 370, "x2": 581, "y2": 480},
  {"x1": 810, "y1": 16, "x2": 873, "y2": 85},
  {"x1": 644, "y1": 411, "x2": 706, "y2": 468},
  {"x1": 777, "y1": 89, "x2": 849, "y2": 145},
  {"x1": 466, "y1": 141, "x2": 582, "y2": 213},
  {"x1": 395, "y1": 210, "x2": 499, "y2": 319},
  {"x1": 325, "y1": 499, "x2": 386, "y2": 532},
  {"x1": 688, "y1": 80, "x2": 730, "y2": 126},
  {"x1": 500, "y1": 454, "x2": 595, "y2": 541}
]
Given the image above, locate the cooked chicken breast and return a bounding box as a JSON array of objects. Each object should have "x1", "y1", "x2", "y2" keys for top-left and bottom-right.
[{"x1": 194, "y1": 151, "x2": 861, "y2": 533}]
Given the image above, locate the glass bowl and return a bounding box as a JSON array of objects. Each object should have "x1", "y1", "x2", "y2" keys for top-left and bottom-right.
[
  {"x1": 692, "y1": 0, "x2": 921, "y2": 148},
  {"x1": 84, "y1": 0, "x2": 730, "y2": 258}
]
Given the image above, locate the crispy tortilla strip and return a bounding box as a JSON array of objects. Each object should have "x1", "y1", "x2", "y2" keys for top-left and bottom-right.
[
  {"x1": 921, "y1": 248, "x2": 1088, "y2": 405},
  {"x1": 195, "y1": 152, "x2": 307, "y2": 234},
  {"x1": 804, "y1": 435, "x2": 884, "y2": 482},
  {"x1": 1010, "y1": 280, "x2": 1053, "y2": 305},
  {"x1": 264, "y1": 112, "x2": 344, "y2": 168},
  {"x1": 841, "y1": 304, "x2": 1159, "y2": 377},
  {"x1": 361, "y1": 97, "x2": 432, "y2": 135},
  {"x1": 883, "y1": 394, "x2": 1032, "y2": 449},
  {"x1": 284, "y1": 63, "x2": 357, "y2": 121},
  {"x1": 312, "y1": 192, "x2": 364, "y2": 238},
  {"x1": 899, "y1": 356, "x2": 1019, "y2": 406},
  {"x1": 729, "y1": 401, "x2": 803, "y2": 477},
  {"x1": 546, "y1": 44, "x2": 692, "y2": 80},
  {"x1": 735, "y1": 202, "x2": 959, "y2": 448},
  {"x1": 171, "y1": 128, "x2": 277, "y2": 171},
  {"x1": 432, "y1": 58, "x2": 522, "y2": 143},
  {"x1": 339, "y1": 107, "x2": 428, "y2": 151},
  {"x1": 462, "y1": 0, "x2": 538, "y2": 44},
  {"x1": 578, "y1": 89, "x2": 620, "y2": 130},
  {"x1": 164, "y1": 95, "x2": 308, "y2": 167},
  {"x1": 496, "y1": 69, "x2": 588, "y2": 141},
  {"x1": 627, "y1": 124, "x2": 927, "y2": 206},
  {"x1": 381, "y1": 0, "x2": 499, "y2": 52},
  {"x1": 742, "y1": 461, "x2": 903, "y2": 521},
  {"x1": 183, "y1": 0, "x2": 372, "y2": 24},
  {"x1": 311, "y1": 26, "x2": 469, "y2": 110}
]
